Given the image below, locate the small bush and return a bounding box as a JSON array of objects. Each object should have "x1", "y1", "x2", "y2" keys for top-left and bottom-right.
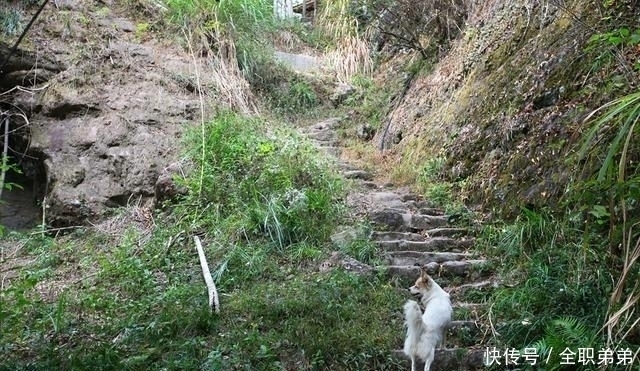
[
  {"x1": 344, "y1": 75, "x2": 394, "y2": 130},
  {"x1": 179, "y1": 111, "x2": 342, "y2": 249},
  {"x1": 268, "y1": 78, "x2": 321, "y2": 114},
  {"x1": 368, "y1": 0, "x2": 469, "y2": 58}
]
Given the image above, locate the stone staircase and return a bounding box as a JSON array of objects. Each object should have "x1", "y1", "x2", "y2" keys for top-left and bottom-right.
[{"x1": 301, "y1": 117, "x2": 497, "y2": 370}]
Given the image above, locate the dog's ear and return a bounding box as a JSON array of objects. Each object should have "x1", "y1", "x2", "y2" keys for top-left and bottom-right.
[{"x1": 419, "y1": 264, "x2": 429, "y2": 279}]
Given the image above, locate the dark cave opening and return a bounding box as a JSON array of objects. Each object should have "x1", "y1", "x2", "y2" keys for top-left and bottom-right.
[{"x1": 0, "y1": 116, "x2": 47, "y2": 231}]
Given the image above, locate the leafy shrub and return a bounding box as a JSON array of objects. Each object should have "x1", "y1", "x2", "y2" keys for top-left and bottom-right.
[
  {"x1": 267, "y1": 78, "x2": 321, "y2": 114},
  {"x1": 529, "y1": 317, "x2": 600, "y2": 371},
  {"x1": 344, "y1": 75, "x2": 394, "y2": 129},
  {"x1": 586, "y1": 27, "x2": 640, "y2": 71},
  {"x1": 367, "y1": 0, "x2": 469, "y2": 58},
  {"x1": 179, "y1": 111, "x2": 342, "y2": 249}
]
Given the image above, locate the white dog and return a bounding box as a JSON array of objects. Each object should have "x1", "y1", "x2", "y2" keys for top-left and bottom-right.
[{"x1": 403, "y1": 267, "x2": 452, "y2": 371}]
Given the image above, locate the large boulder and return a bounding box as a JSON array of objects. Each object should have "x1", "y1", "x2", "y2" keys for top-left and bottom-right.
[{"x1": 1, "y1": 5, "x2": 212, "y2": 227}]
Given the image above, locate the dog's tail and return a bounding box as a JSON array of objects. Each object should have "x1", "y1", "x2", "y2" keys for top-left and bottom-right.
[
  {"x1": 403, "y1": 300, "x2": 424, "y2": 330},
  {"x1": 403, "y1": 300, "x2": 424, "y2": 357}
]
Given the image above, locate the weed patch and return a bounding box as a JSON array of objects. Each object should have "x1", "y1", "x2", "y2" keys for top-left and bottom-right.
[
  {"x1": 213, "y1": 271, "x2": 406, "y2": 370},
  {"x1": 343, "y1": 75, "x2": 394, "y2": 130},
  {"x1": 178, "y1": 111, "x2": 342, "y2": 249},
  {"x1": 478, "y1": 208, "x2": 613, "y2": 358}
]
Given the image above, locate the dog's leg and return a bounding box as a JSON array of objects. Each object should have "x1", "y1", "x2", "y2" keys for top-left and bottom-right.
[
  {"x1": 423, "y1": 349, "x2": 435, "y2": 371},
  {"x1": 441, "y1": 331, "x2": 447, "y2": 349},
  {"x1": 423, "y1": 357, "x2": 432, "y2": 371},
  {"x1": 410, "y1": 355, "x2": 417, "y2": 371}
]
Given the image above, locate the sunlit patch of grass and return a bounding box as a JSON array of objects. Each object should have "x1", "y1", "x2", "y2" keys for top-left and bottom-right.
[
  {"x1": 0, "y1": 225, "x2": 408, "y2": 370},
  {"x1": 215, "y1": 270, "x2": 407, "y2": 370},
  {"x1": 178, "y1": 110, "x2": 343, "y2": 250}
]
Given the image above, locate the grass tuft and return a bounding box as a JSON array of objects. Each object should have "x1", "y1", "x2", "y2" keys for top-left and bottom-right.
[
  {"x1": 177, "y1": 110, "x2": 342, "y2": 249},
  {"x1": 324, "y1": 36, "x2": 373, "y2": 83},
  {"x1": 479, "y1": 208, "x2": 611, "y2": 352}
]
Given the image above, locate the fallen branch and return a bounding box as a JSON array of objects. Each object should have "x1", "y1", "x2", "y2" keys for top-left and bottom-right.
[{"x1": 194, "y1": 236, "x2": 220, "y2": 313}]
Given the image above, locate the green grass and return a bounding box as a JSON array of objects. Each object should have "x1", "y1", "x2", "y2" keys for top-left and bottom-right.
[
  {"x1": 475, "y1": 90, "x2": 640, "y2": 368},
  {"x1": 162, "y1": 0, "x2": 273, "y2": 30},
  {"x1": 0, "y1": 226, "x2": 407, "y2": 370},
  {"x1": 343, "y1": 75, "x2": 394, "y2": 130},
  {"x1": 0, "y1": 7, "x2": 21, "y2": 36},
  {"x1": 177, "y1": 111, "x2": 342, "y2": 249},
  {"x1": 418, "y1": 157, "x2": 454, "y2": 206},
  {"x1": 478, "y1": 208, "x2": 613, "y2": 358},
  {"x1": 214, "y1": 270, "x2": 405, "y2": 370}
]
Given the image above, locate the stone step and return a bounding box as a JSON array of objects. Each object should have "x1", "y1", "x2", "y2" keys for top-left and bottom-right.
[
  {"x1": 360, "y1": 181, "x2": 378, "y2": 189},
  {"x1": 425, "y1": 227, "x2": 471, "y2": 237},
  {"x1": 448, "y1": 279, "x2": 498, "y2": 293},
  {"x1": 446, "y1": 279, "x2": 500, "y2": 303},
  {"x1": 376, "y1": 237, "x2": 473, "y2": 252},
  {"x1": 368, "y1": 208, "x2": 411, "y2": 230},
  {"x1": 372, "y1": 231, "x2": 426, "y2": 242},
  {"x1": 418, "y1": 207, "x2": 446, "y2": 215},
  {"x1": 369, "y1": 208, "x2": 451, "y2": 231},
  {"x1": 384, "y1": 251, "x2": 474, "y2": 266},
  {"x1": 318, "y1": 146, "x2": 340, "y2": 156},
  {"x1": 336, "y1": 161, "x2": 356, "y2": 171},
  {"x1": 310, "y1": 139, "x2": 338, "y2": 148},
  {"x1": 305, "y1": 129, "x2": 337, "y2": 142},
  {"x1": 410, "y1": 213, "x2": 451, "y2": 230},
  {"x1": 368, "y1": 193, "x2": 411, "y2": 210},
  {"x1": 391, "y1": 348, "x2": 485, "y2": 371},
  {"x1": 342, "y1": 169, "x2": 373, "y2": 180},
  {"x1": 400, "y1": 193, "x2": 421, "y2": 202},
  {"x1": 384, "y1": 260, "x2": 490, "y2": 285}
]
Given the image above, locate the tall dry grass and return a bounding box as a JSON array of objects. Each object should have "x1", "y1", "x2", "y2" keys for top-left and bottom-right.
[
  {"x1": 194, "y1": 27, "x2": 259, "y2": 115},
  {"x1": 315, "y1": 0, "x2": 356, "y2": 40},
  {"x1": 324, "y1": 36, "x2": 373, "y2": 83},
  {"x1": 208, "y1": 39, "x2": 259, "y2": 115},
  {"x1": 316, "y1": 0, "x2": 373, "y2": 82}
]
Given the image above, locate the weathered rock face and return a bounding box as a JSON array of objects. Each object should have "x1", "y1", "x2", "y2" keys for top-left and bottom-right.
[
  {"x1": 372, "y1": 0, "x2": 635, "y2": 216},
  {"x1": 1, "y1": 2, "x2": 210, "y2": 226}
]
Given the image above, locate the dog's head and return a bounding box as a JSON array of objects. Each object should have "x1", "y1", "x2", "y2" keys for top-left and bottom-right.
[{"x1": 408, "y1": 266, "x2": 434, "y2": 298}]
